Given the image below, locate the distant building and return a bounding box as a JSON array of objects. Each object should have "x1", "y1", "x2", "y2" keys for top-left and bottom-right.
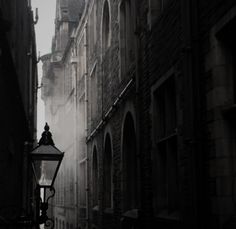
[
  {"x1": 0, "y1": 0, "x2": 38, "y2": 227},
  {"x1": 42, "y1": 0, "x2": 236, "y2": 229},
  {"x1": 41, "y1": 0, "x2": 85, "y2": 228}
]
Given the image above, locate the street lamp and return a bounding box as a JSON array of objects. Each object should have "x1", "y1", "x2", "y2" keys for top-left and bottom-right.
[{"x1": 30, "y1": 123, "x2": 64, "y2": 228}]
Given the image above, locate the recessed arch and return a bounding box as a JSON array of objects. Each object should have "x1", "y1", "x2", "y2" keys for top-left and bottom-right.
[
  {"x1": 103, "y1": 132, "x2": 113, "y2": 208},
  {"x1": 92, "y1": 145, "x2": 99, "y2": 206},
  {"x1": 122, "y1": 111, "x2": 137, "y2": 211}
]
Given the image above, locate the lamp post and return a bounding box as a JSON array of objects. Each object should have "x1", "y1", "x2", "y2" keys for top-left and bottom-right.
[{"x1": 30, "y1": 123, "x2": 64, "y2": 228}]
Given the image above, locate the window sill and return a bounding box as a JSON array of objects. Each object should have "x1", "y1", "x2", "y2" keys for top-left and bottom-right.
[
  {"x1": 122, "y1": 209, "x2": 139, "y2": 219},
  {"x1": 92, "y1": 205, "x2": 99, "y2": 211},
  {"x1": 104, "y1": 208, "x2": 113, "y2": 214},
  {"x1": 155, "y1": 210, "x2": 179, "y2": 221},
  {"x1": 153, "y1": 214, "x2": 181, "y2": 227}
]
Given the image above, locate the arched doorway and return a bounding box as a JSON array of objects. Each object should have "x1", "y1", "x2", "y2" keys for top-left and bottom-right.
[
  {"x1": 92, "y1": 146, "x2": 99, "y2": 206},
  {"x1": 122, "y1": 112, "x2": 137, "y2": 211},
  {"x1": 103, "y1": 133, "x2": 112, "y2": 208}
]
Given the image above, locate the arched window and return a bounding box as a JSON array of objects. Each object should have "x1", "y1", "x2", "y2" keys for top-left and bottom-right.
[
  {"x1": 104, "y1": 134, "x2": 113, "y2": 208},
  {"x1": 119, "y1": 0, "x2": 135, "y2": 77},
  {"x1": 92, "y1": 146, "x2": 99, "y2": 206},
  {"x1": 102, "y1": 0, "x2": 111, "y2": 52},
  {"x1": 122, "y1": 112, "x2": 137, "y2": 211},
  {"x1": 88, "y1": 2, "x2": 97, "y2": 57}
]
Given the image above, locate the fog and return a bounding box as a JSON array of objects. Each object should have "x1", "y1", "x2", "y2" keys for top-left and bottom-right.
[{"x1": 31, "y1": 0, "x2": 56, "y2": 140}]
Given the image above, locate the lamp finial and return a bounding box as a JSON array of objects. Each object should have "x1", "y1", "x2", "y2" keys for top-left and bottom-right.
[
  {"x1": 44, "y1": 122, "x2": 49, "y2": 131},
  {"x1": 39, "y1": 123, "x2": 54, "y2": 146}
]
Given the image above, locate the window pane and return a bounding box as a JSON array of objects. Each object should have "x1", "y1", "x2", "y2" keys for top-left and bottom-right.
[
  {"x1": 157, "y1": 142, "x2": 167, "y2": 211},
  {"x1": 155, "y1": 88, "x2": 165, "y2": 140},
  {"x1": 167, "y1": 136, "x2": 179, "y2": 213},
  {"x1": 153, "y1": 75, "x2": 178, "y2": 216},
  {"x1": 165, "y1": 77, "x2": 176, "y2": 135},
  {"x1": 79, "y1": 161, "x2": 86, "y2": 206}
]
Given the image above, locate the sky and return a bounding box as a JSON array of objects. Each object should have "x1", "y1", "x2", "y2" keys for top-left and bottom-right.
[{"x1": 31, "y1": 0, "x2": 56, "y2": 139}]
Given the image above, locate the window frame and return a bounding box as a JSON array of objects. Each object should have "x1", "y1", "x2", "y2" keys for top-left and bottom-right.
[{"x1": 151, "y1": 69, "x2": 180, "y2": 218}]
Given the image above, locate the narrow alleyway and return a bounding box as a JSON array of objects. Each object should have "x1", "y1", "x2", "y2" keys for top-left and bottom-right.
[{"x1": 1, "y1": 0, "x2": 236, "y2": 229}]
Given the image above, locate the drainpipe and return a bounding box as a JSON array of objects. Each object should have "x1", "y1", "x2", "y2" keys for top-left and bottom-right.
[
  {"x1": 189, "y1": 0, "x2": 205, "y2": 228},
  {"x1": 84, "y1": 22, "x2": 90, "y2": 229},
  {"x1": 134, "y1": 0, "x2": 141, "y2": 224},
  {"x1": 72, "y1": 39, "x2": 79, "y2": 229},
  {"x1": 181, "y1": 0, "x2": 203, "y2": 228},
  {"x1": 22, "y1": 142, "x2": 30, "y2": 216},
  {"x1": 181, "y1": 0, "x2": 196, "y2": 226}
]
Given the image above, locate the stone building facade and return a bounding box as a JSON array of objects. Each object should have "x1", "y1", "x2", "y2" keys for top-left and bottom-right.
[
  {"x1": 42, "y1": 0, "x2": 236, "y2": 229},
  {"x1": 138, "y1": 0, "x2": 236, "y2": 228},
  {"x1": 0, "y1": 0, "x2": 38, "y2": 227}
]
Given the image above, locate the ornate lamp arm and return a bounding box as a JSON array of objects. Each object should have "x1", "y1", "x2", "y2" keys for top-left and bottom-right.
[
  {"x1": 38, "y1": 186, "x2": 56, "y2": 228},
  {"x1": 46, "y1": 187, "x2": 56, "y2": 203}
]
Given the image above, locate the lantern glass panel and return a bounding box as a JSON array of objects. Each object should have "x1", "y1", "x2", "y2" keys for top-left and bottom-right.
[{"x1": 32, "y1": 160, "x2": 59, "y2": 186}]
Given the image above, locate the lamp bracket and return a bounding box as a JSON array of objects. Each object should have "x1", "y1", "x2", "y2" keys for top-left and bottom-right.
[{"x1": 46, "y1": 186, "x2": 56, "y2": 203}]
